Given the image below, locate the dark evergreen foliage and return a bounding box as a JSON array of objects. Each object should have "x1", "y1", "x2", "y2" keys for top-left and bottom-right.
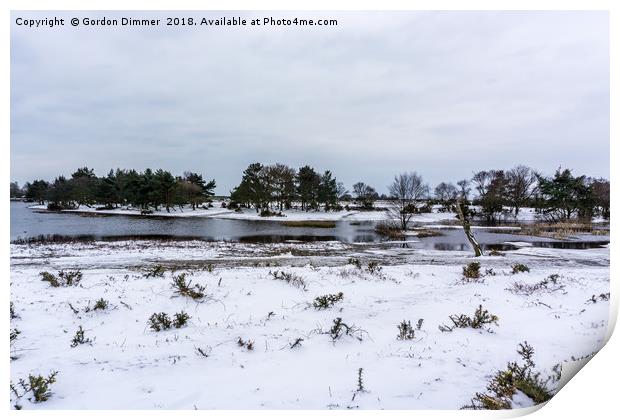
[{"x1": 21, "y1": 166, "x2": 215, "y2": 212}]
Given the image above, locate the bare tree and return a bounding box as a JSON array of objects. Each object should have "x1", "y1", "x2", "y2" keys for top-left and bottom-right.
[
  {"x1": 434, "y1": 182, "x2": 458, "y2": 202},
  {"x1": 352, "y1": 182, "x2": 377, "y2": 209},
  {"x1": 336, "y1": 182, "x2": 349, "y2": 201},
  {"x1": 386, "y1": 172, "x2": 429, "y2": 230},
  {"x1": 456, "y1": 179, "x2": 471, "y2": 201},
  {"x1": 591, "y1": 178, "x2": 610, "y2": 219},
  {"x1": 506, "y1": 165, "x2": 536, "y2": 217},
  {"x1": 472, "y1": 171, "x2": 491, "y2": 198}
]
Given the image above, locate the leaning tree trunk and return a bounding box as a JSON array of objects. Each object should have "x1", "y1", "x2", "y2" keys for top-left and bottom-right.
[{"x1": 456, "y1": 199, "x2": 483, "y2": 257}]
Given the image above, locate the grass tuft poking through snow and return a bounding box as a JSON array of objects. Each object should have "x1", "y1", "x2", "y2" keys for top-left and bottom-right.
[
  {"x1": 11, "y1": 371, "x2": 58, "y2": 408},
  {"x1": 313, "y1": 292, "x2": 344, "y2": 310},
  {"x1": 269, "y1": 270, "x2": 307, "y2": 290},
  {"x1": 462, "y1": 342, "x2": 555, "y2": 409},
  {"x1": 170, "y1": 273, "x2": 206, "y2": 301},
  {"x1": 40, "y1": 270, "x2": 83, "y2": 287},
  {"x1": 439, "y1": 305, "x2": 499, "y2": 332}
]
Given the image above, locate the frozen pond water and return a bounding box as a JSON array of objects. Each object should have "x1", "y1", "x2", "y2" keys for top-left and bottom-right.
[{"x1": 10, "y1": 201, "x2": 609, "y2": 251}]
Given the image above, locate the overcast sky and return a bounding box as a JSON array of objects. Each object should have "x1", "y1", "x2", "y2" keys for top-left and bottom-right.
[{"x1": 11, "y1": 11, "x2": 609, "y2": 194}]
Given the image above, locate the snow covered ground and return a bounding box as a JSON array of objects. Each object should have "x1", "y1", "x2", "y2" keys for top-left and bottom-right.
[
  {"x1": 27, "y1": 203, "x2": 457, "y2": 223},
  {"x1": 9, "y1": 240, "x2": 610, "y2": 409}
]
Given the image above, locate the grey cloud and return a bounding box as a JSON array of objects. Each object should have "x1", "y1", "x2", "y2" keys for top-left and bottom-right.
[{"x1": 11, "y1": 11, "x2": 609, "y2": 194}]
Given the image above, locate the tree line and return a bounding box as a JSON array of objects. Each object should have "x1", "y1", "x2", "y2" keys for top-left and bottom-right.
[
  {"x1": 14, "y1": 167, "x2": 216, "y2": 213},
  {"x1": 11, "y1": 164, "x2": 609, "y2": 224},
  {"x1": 229, "y1": 163, "x2": 347, "y2": 215}
]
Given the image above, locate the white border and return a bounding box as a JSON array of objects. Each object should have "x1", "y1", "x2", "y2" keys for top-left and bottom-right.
[{"x1": 3, "y1": 1, "x2": 616, "y2": 419}]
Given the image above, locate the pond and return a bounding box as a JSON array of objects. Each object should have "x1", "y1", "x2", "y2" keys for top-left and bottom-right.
[{"x1": 9, "y1": 201, "x2": 609, "y2": 251}]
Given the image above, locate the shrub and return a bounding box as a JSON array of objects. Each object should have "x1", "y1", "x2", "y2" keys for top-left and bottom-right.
[
  {"x1": 397, "y1": 320, "x2": 415, "y2": 340},
  {"x1": 148, "y1": 312, "x2": 172, "y2": 331},
  {"x1": 462, "y1": 262, "x2": 481, "y2": 279},
  {"x1": 439, "y1": 305, "x2": 499, "y2": 332},
  {"x1": 587, "y1": 292, "x2": 610, "y2": 304},
  {"x1": 173, "y1": 311, "x2": 191, "y2": 328},
  {"x1": 144, "y1": 265, "x2": 166, "y2": 278},
  {"x1": 11, "y1": 371, "x2": 58, "y2": 404},
  {"x1": 269, "y1": 270, "x2": 307, "y2": 290},
  {"x1": 366, "y1": 261, "x2": 382, "y2": 275},
  {"x1": 171, "y1": 273, "x2": 206, "y2": 300},
  {"x1": 351, "y1": 367, "x2": 368, "y2": 401},
  {"x1": 414, "y1": 228, "x2": 443, "y2": 238},
  {"x1": 10, "y1": 302, "x2": 18, "y2": 319},
  {"x1": 58, "y1": 270, "x2": 82, "y2": 286},
  {"x1": 347, "y1": 257, "x2": 362, "y2": 270},
  {"x1": 40, "y1": 271, "x2": 60, "y2": 287},
  {"x1": 40, "y1": 270, "x2": 82, "y2": 287},
  {"x1": 374, "y1": 221, "x2": 403, "y2": 239},
  {"x1": 512, "y1": 263, "x2": 530, "y2": 274},
  {"x1": 237, "y1": 337, "x2": 254, "y2": 351},
  {"x1": 462, "y1": 342, "x2": 554, "y2": 409},
  {"x1": 325, "y1": 317, "x2": 364, "y2": 342},
  {"x1": 149, "y1": 311, "x2": 190, "y2": 331},
  {"x1": 10, "y1": 328, "x2": 21, "y2": 342},
  {"x1": 356, "y1": 367, "x2": 365, "y2": 392},
  {"x1": 313, "y1": 292, "x2": 344, "y2": 309},
  {"x1": 507, "y1": 274, "x2": 564, "y2": 295},
  {"x1": 70, "y1": 326, "x2": 92, "y2": 347},
  {"x1": 92, "y1": 298, "x2": 109, "y2": 311}
]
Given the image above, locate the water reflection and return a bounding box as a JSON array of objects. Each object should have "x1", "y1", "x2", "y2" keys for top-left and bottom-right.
[{"x1": 10, "y1": 202, "x2": 609, "y2": 251}]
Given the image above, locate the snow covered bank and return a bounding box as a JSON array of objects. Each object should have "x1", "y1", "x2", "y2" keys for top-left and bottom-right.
[
  {"x1": 27, "y1": 203, "x2": 457, "y2": 224},
  {"x1": 10, "y1": 241, "x2": 610, "y2": 409}
]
